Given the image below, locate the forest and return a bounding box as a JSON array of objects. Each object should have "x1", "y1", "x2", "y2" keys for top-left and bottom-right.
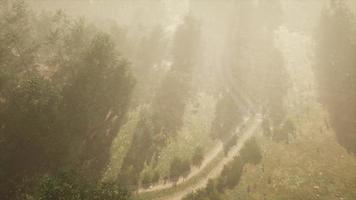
[{"x1": 0, "y1": 0, "x2": 355, "y2": 200}]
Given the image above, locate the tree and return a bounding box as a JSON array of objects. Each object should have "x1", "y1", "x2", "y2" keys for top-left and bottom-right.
[
  {"x1": 152, "y1": 71, "x2": 190, "y2": 138},
  {"x1": 217, "y1": 156, "x2": 244, "y2": 190},
  {"x1": 183, "y1": 138, "x2": 262, "y2": 199},
  {"x1": 119, "y1": 115, "x2": 154, "y2": 187},
  {"x1": 0, "y1": 0, "x2": 37, "y2": 74},
  {"x1": 171, "y1": 15, "x2": 201, "y2": 73},
  {"x1": 0, "y1": 73, "x2": 65, "y2": 198},
  {"x1": 192, "y1": 146, "x2": 204, "y2": 167},
  {"x1": 240, "y1": 138, "x2": 262, "y2": 165},
  {"x1": 0, "y1": 2, "x2": 136, "y2": 198},
  {"x1": 229, "y1": 0, "x2": 289, "y2": 127},
  {"x1": 62, "y1": 33, "x2": 135, "y2": 177},
  {"x1": 210, "y1": 93, "x2": 241, "y2": 142},
  {"x1": 140, "y1": 169, "x2": 160, "y2": 188},
  {"x1": 151, "y1": 15, "x2": 201, "y2": 140},
  {"x1": 130, "y1": 25, "x2": 168, "y2": 105},
  {"x1": 314, "y1": 0, "x2": 356, "y2": 154},
  {"x1": 141, "y1": 171, "x2": 152, "y2": 188},
  {"x1": 205, "y1": 179, "x2": 222, "y2": 200},
  {"x1": 152, "y1": 170, "x2": 160, "y2": 183},
  {"x1": 169, "y1": 157, "x2": 191, "y2": 182}
]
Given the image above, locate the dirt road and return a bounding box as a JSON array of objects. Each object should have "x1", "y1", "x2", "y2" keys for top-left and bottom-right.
[{"x1": 137, "y1": 114, "x2": 262, "y2": 200}]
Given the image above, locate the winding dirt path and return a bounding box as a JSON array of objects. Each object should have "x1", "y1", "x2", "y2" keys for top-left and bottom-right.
[
  {"x1": 137, "y1": 114, "x2": 262, "y2": 200},
  {"x1": 137, "y1": 115, "x2": 251, "y2": 194}
]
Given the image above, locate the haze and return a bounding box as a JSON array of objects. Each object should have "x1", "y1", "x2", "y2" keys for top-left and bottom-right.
[{"x1": 0, "y1": 0, "x2": 355, "y2": 200}]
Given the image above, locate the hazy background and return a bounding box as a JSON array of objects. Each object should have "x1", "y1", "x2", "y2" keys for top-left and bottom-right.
[{"x1": 0, "y1": 0, "x2": 355, "y2": 199}]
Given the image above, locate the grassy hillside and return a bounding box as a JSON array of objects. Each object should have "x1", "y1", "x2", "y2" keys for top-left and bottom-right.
[{"x1": 224, "y1": 103, "x2": 356, "y2": 200}]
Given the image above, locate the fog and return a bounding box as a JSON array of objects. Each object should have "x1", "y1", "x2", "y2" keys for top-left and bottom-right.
[{"x1": 1, "y1": 0, "x2": 355, "y2": 199}]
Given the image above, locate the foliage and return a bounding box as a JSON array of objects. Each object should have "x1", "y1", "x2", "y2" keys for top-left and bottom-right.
[
  {"x1": 0, "y1": 72, "x2": 66, "y2": 198},
  {"x1": 192, "y1": 146, "x2": 204, "y2": 167},
  {"x1": 61, "y1": 32, "x2": 135, "y2": 176},
  {"x1": 210, "y1": 93, "x2": 241, "y2": 142},
  {"x1": 314, "y1": 0, "x2": 356, "y2": 154},
  {"x1": 130, "y1": 25, "x2": 168, "y2": 105},
  {"x1": 140, "y1": 170, "x2": 160, "y2": 188},
  {"x1": 141, "y1": 171, "x2": 153, "y2": 188},
  {"x1": 169, "y1": 157, "x2": 191, "y2": 182},
  {"x1": 240, "y1": 138, "x2": 262, "y2": 165},
  {"x1": 151, "y1": 15, "x2": 201, "y2": 139},
  {"x1": 0, "y1": 1, "x2": 135, "y2": 199},
  {"x1": 37, "y1": 170, "x2": 131, "y2": 200},
  {"x1": 218, "y1": 157, "x2": 244, "y2": 190},
  {"x1": 229, "y1": 0, "x2": 289, "y2": 127},
  {"x1": 183, "y1": 137, "x2": 262, "y2": 200},
  {"x1": 0, "y1": 0, "x2": 37, "y2": 74},
  {"x1": 120, "y1": 15, "x2": 202, "y2": 188},
  {"x1": 171, "y1": 15, "x2": 201, "y2": 73},
  {"x1": 118, "y1": 115, "x2": 154, "y2": 187},
  {"x1": 152, "y1": 71, "x2": 191, "y2": 138},
  {"x1": 145, "y1": 93, "x2": 216, "y2": 182},
  {"x1": 183, "y1": 179, "x2": 221, "y2": 200},
  {"x1": 151, "y1": 170, "x2": 160, "y2": 184}
]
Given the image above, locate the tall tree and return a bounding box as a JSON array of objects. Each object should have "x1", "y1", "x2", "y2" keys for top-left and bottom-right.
[
  {"x1": 62, "y1": 33, "x2": 135, "y2": 177},
  {"x1": 315, "y1": 0, "x2": 356, "y2": 154},
  {"x1": 0, "y1": 1, "x2": 135, "y2": 198},
  {"x1": 229, "y1": 0, "x2": 289, "y2": 127},
  {"x1": 152, "y1": 15, "x2": 201, "y2": 139},
  {"x1": 118, "y1": 16, "x2": 202, "y2": 187}
]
